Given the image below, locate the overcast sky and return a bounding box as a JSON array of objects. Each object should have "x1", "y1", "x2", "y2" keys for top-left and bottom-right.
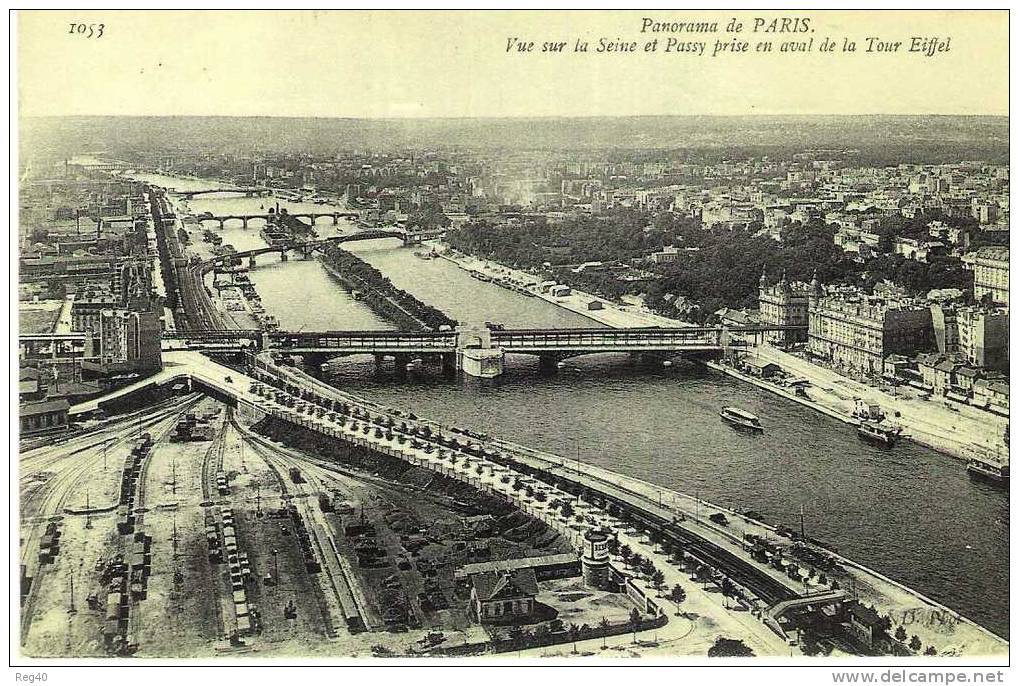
[{"x1": 18, "y1": 10, "x2": 1008, "y2": 119}]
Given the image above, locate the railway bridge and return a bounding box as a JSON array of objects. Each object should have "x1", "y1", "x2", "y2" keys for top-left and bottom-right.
[
  {"x1": 160, "y1": 324, "x2": 800, "y2": 377},
  {"x1": 202, "y1": 229, "x2": 426, "y2": 271}
]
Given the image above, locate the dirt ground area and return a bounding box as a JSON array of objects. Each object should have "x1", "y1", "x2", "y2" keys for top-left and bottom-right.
[
  {"x1": 61, "y1": 443, "x2": 135, "y2": 513},
  {"x1": 251, "y1": 416, "x2": 577, "y2": 652},
  {"x1": 130, "y1": 418, "x2": 225, "y2": 657},
  {"x1": 21, "y1": 518, "x2": 120, "y2": 657},
  {"x1": 533, "y1": 577, "x2": 639, "y2": 630}
]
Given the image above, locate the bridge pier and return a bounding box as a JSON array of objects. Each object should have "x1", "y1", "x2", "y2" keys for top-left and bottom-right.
[
  {"x1": 248, "y1": 255, "x2": 256, "y2": 268},
  {"x1": 332, "y1": 214, "x2": 339, "y2": 225},
  {"x1": 458, "y1": 347, "x2": 504, "y2": 378},
  {"x1": 242, "y1": 217, "x2": 249, "y2": 229},
  {"x1": 302, "y1": 353, "x2": 329, "y2": 376},
  {"x1": 440, "y1": 352, "x2": 457, "y2": 378},
  {"x1": 280, "y1": 251, "x2": 289, "y2": 262},
  {"x1": 538, "y1": 353, "x2": 563, "y2": 373},
  {"x1": 218, "y1": 219, "x2": 225, "y2": 230},
  {"x1": 394, "y1": 354, "x2": 410, "y2": 377}
]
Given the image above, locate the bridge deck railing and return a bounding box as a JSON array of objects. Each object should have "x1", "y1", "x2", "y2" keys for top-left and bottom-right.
[
  {"x1": 491, "y1": 329, "x2": 721, "y2": 348},
  {"x1": 270, "y1": 332, "x2": 457, "y2": 350}
]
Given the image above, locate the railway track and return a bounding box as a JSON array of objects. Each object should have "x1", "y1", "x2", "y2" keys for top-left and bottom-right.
[
  {"x1": 199, "y1": 415, "x2": 229, "y2": 504},
  {"x1": 151, "y1": 188, "x2": 227, "y2": 333},
  {"x1": 19, "y1": 398, "x2": 202, "y2": 521},
  {"x1": 230, "y1": 418, "x2": 369, "y2": 635},
  {"x1": 19, "y1": 400, "x2": 198, "y2": 644},
  {"x1": 20, "y1": 396, "x2": 200, "y2": 478}
]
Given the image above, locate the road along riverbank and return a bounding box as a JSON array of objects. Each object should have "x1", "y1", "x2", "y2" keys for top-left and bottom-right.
[
  {"x1": 712, "y1": 346, "x2": 1009, "y2": 464},
  {"x1": 434, "y1": 245, "x2": 691, "y2": 328}
]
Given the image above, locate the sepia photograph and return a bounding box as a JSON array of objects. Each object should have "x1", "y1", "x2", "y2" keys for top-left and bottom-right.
[{"x1": 9, "y1": 7, "x2": 1011, "y2": 676}]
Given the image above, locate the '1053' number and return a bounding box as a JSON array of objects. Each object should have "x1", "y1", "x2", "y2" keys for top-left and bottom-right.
[{"x1": 69, "y1": 23, "x2": 104, "y2": 38}]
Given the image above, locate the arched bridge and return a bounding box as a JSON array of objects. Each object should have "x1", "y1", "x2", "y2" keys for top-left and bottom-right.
[
  {"x1": 203, "y1": 229, "x2": 420, "y2": 271},
  {"x1": 201, "y1": 210, "x2": 361, "y2": 229}
]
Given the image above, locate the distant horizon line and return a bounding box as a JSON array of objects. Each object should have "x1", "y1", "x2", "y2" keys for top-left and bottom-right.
[{"x1": 22, "y1": 112, "x2": 1010, "y2": 121}]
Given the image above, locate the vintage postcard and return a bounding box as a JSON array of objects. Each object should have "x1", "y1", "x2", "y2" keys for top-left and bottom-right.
[{"x1": 11, "y1": 8, "x2": 1010, "y2": 676}]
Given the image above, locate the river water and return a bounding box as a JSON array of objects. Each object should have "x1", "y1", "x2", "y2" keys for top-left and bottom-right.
[{"x1": 133, "y1": 173, "x2": 1010, "y2": 639}]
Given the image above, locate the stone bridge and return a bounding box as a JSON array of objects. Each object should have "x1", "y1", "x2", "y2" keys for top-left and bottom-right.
[
  {"x1": 201, "y1": 210, "x2": 361, "y2": 229},
  {"x1": 175, "y1": 187, "x2": 270, "y2": 199}
]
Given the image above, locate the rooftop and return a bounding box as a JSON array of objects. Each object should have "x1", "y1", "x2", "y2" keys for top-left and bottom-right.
[
  {"x1": 455, "y1": 552, "x2": 578, "y2": 580},
  {"x1": 21, "y1": 398, "x2": 70, "y2": 417},
  {"x1": 470, "y1": 568, "x2": 539, "y2": 601},
  {"x1": 966, "y1": 246, "x2": 1009, "y2": 262}
]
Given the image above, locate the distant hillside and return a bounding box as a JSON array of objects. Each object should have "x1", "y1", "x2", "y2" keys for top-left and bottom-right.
[{"x1": 20, "y1": 115, "x2": 1009, "y2": 162}]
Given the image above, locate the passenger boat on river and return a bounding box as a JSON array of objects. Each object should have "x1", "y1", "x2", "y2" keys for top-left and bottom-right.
[{"x1": 719, "y1": 406, "x2": 763, "y2": 432}]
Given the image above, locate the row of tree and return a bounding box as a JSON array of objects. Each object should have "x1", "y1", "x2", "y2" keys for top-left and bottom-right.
[{"x1": 318, "y1": 245, "x2": 457, "y2": 330}]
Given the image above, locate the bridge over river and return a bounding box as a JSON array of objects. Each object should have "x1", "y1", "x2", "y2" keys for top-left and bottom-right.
[
  {"x1": 172, "y1": 186, "x2": 271, "y2": 199},
  {"x1": 204, "y1": 229, "x2": 444, "y2": 270},
  {"x1": 199, "y1": 210, "x2": 362, "y2": 229},
  {"x1": 162, "y1": 324, "x2": 801, "y2": 377}
]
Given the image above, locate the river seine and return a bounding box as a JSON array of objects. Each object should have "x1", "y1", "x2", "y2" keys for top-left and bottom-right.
[{"x1": 133, "y1": 174, "x2": 1009, "y2": 638}]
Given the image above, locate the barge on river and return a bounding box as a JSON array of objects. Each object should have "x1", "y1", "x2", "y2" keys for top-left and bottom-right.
[{"x1": 857, "y1": 421, "x2": 902, "y2": 448}]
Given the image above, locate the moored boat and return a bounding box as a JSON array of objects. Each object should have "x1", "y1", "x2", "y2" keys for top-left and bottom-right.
[
  {"x1": 857, "y1": 421, "x2": 902, "y2": 448},
  {"x1": 967, "y1": 457, "x2": 1010, "y2": 484},
  {"x1": 719, "y1": 406, "x2": 763, "y2": 432}
]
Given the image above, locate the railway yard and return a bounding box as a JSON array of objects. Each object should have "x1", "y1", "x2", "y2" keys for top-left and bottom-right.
[
  {"x1": 19, "y1": 353, "x2": 1008, "y2": 659},
  {"x1": 18, "y1": 396, "x2": 591, "y2": 658}
]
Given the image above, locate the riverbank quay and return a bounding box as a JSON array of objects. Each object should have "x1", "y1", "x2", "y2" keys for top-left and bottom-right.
[
  {"x1": 435, "y1": 245, "x2": 691, "y2": 329},
  {"x1": 714, "y1": 345, "x2": 1009, "y2": 464},
  {"x1": 244, "y1": 357, "x2": 1006, "y2": 657},
  {"x1": 472, "y1": 434, "x2": 1007, "y2": 658},
  {"x1": 164, "y1": 193, "x2": 262, "y2": 330}
]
